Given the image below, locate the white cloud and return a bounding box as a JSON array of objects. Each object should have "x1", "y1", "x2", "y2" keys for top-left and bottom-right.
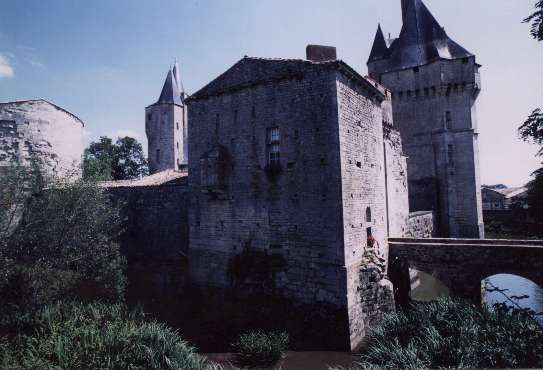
[
  {"x1": 0, "y1": 53, "x2": 14, "y2": 78},
  {"x1": 27, "y1": 59, "x2": 46, "y2": 70}
]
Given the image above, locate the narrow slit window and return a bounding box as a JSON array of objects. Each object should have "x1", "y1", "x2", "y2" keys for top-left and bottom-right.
[{"x1": 448, "y1": 144, "x2": 454, "y2": 165}]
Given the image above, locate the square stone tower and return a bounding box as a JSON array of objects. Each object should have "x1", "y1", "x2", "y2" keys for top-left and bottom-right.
[
  {"x1": 185, "y1": 54, "x2": 408, "y2": 350},
  {"x1": 146, "y1": 62, "x2": 188, "y2": 174},
  {"x1": 367, "y1": 0, "x2": 484, "y2": 238}
]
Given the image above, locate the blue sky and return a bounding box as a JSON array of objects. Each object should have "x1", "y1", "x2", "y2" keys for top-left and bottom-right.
[{"x1": 0, "y1": 0, "x2": 542, "y2": 187}]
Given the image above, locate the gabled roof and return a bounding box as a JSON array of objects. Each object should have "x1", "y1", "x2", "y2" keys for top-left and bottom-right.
[
  {"x1": 186, "y1": 57, "x2": 385, "y2": 102},
  {"x1": 482, "y1": 186, "x2": 528, "y2": 199},
  {"x1": 369, "y1": 0, "x2": 473, "y2": 72}
]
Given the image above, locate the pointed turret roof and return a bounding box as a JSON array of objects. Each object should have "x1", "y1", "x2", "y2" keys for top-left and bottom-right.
[
  {"x1": 368, "y1": 24, "x2": 389, "y2": 63},
  {"x1": 172, "y1": 59, "x2": 184, "y2": 94},
  {"x1": 371, "y1": 0, "x2": 473, "y2": 72},
  {"x1": 155, "y1": 68, "x2": 183, "y2": 106}
]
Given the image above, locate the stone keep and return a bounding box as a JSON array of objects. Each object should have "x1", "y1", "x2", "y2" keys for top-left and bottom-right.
[
  {"x1": 368, "y1": 0, "x2": 484, "y2": 237},
  {"x1": 0, "y1": 99, "x2": 84, "y2": 177},
  {"x1": 146, "y1": 62, "x2": 188, "y2": 174},
  {"x1": 185, "y1": 55, "x2": 408, "y2": 350}
]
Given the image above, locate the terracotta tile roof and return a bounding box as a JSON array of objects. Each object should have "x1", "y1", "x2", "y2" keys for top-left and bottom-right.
[{"x1": 99, "y1": 169, "x2": 187, "y2": 188}]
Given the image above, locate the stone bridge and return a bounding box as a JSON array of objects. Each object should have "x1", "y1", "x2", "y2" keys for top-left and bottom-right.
[{"x1": 388, "y1": 238, "x2": 543, "y2": 306}]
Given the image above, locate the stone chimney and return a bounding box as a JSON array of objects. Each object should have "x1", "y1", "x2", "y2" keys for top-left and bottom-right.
[{"x1": 306, "y1": 45, "x2": 337, "y2": 62}]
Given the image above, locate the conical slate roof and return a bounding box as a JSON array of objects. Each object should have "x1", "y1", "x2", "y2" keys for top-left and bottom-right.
[
  {"x1": 369, "y1": 0, "x2": 473, "y2": 72},
  {"x1": 172, "y1": 60, "x2": 184, "y2": 94},
  {"x1": 155, "y1": 68, "x2": 183, "y2": 106},
  {"x1": 368, "y1": 24, "x2": 389, "y2": 63}
]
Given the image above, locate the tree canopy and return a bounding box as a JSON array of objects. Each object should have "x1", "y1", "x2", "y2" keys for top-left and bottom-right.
[
  {"x1": 0, "y1": 162, "x2": 125, "y2": 314},
  {"x1": 523, "y1": 0, "x2": 543, "y2": 41},
  {"x1": 519, "y1": 3, "x2": 543, "y2": 225},
  {"x1": 83, "y1": 136, "x2": 148, "y2": 181}
]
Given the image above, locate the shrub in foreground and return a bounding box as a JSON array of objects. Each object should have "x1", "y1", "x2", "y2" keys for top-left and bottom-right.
[
  {"x1": 334, "y1": 298, "x2": 543, "y2": 370},
  {"x1": 0, "y1": 302, "x2": 223, "y2": 370},
  {"x1": 0, "y1": 162, "x2": 126, "y2": 317},
  {"x1": 232, "y1": 330, "x2": 289, "y2": 367}
]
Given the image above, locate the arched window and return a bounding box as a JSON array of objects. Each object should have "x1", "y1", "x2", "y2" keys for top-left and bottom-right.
[{"x1": 366, "y1": 207, "x2": 372, "y2": 222}]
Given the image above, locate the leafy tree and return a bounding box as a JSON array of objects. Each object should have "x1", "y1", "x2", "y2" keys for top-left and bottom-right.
[
  {"x1": 519, "y1": 108, "x2": 543, "y2": 156},
  {"x1": 519, "y1": 3, "x2": 543, "y2": 224},
  {"x1": 519, "y1": 110, "x2": 543, "y2": 224},
  {"x1": 0, "y1": 161, "x2": 126, "y2": 315},
  {"x1": 524, "y1": 1, "x2": 543, "y2": 41},
  {"x1": 83, "y1": 136, "x2": 148, "y2": 181},
  {"x1": 526, "y1": 168, "x2": 543, "y2": 223}
]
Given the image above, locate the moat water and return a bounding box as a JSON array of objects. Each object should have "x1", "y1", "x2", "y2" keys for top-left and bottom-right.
[
  {"x1": 411, "y1": 271, "x2": 543, "y2": 320},
  {"x1": 202, "y1": 274, "x2": 543, "y2": 369}
]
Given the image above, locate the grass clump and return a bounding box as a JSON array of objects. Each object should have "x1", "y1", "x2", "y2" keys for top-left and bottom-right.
[
  {"x1": 0, "y1": 302, "x2": 223, "y2": 370},
  {"x1": 232, "y1": 330, "x2": 289, "y2": 367},
  {"x1": 336, "y1": 298, "x2": 543, "y2": 370}
]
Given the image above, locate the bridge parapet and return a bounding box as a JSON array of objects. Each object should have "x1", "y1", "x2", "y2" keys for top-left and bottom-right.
[
  {"x1": 389, "y1": 238, "x2": 543, "y2": 247},
  {"x1": 387, "y1": 237, "x2": 543, "y2": 307}
]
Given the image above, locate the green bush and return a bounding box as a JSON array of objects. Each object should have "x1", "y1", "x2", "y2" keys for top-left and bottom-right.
[
  {"x1": 0, "y1": 161, "x2": 125, "y2": 317},
  {"x1": 232, "y1": 330, "x2": 289, "y2": 367},
  {"x1": 0, "y1": 302, "x2": 225, "y2": 370},
  {"x1": 335, "y1": 298, "x2": 543, "y2": 370}
]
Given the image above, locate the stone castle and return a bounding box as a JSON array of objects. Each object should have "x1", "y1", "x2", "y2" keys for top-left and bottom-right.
[
  {"x1": 1, "y1": 0, "x2": 477, "y2": 351},
  {"x1": 112, "y1": 0, "x2": 483, "y2": 350}
]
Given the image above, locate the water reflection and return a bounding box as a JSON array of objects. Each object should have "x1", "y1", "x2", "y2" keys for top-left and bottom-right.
[
  {"x1": 483, "y1": 274, "x2": 543, "y2": 322},
  {"x1": 409, "y1": 269, "x2": 449, "y2": 301},
  {"x1": 410, "y1": 271, "x2": 543, "y2": 322}
]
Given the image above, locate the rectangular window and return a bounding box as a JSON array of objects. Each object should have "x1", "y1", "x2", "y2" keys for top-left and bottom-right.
[
  {"x1": 266, "y1": 127, "x2": 280, "y2": 166},
  {"x1": 267, "y1": 127, "x2": 280, "y2": 143},
  {"x1": 269, "y1": 144, "x2": 280, "y2": 165},
  {"x1": 446, "y1": 111, "x2": 452, "y2": 129}
]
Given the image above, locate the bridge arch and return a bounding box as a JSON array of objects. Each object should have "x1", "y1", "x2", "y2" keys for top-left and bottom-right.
[
  {"x1": 388, "y1": 238, "x2": 543, "y2": 306},
  {"x1": 408, "y1": 269, "x2": 450, "y2": 301}
]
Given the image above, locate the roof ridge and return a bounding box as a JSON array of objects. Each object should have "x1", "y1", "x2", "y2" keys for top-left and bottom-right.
[{"x1": 0, "y1": 99, "x2": 84, "y2": 126}]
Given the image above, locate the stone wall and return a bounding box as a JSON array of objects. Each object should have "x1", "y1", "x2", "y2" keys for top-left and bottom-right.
[
  {"x1": 106, "y1": 182, "x2": 190, "y2": 297},
  {"x1": 0, "y1": 99, "x2": 83, "y2": 177},
  {"x1": 146, "y1": 102, "x2": 187, "y2": 174},
  {"x1": 335, "y1": 72, "x2": 390, "y2": 350},
  {"x1": 185, "y1": 56, "x2": 413, "y2": 350},
  {"x1": 187, "y1": 61, "x2": 347, "y2": 309},
  {"x1": 376, "y1": 58, "x2": 484, "y2": 238},
  {"x1": 405, "y1": 211, "x2": 435, "y2": 238},
  {"x1": 384, "y1": 124, "x2": 409, "y2": 238},
  {"x1": 351, "y1": 250, "x2": 395, "y2": 350}
]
